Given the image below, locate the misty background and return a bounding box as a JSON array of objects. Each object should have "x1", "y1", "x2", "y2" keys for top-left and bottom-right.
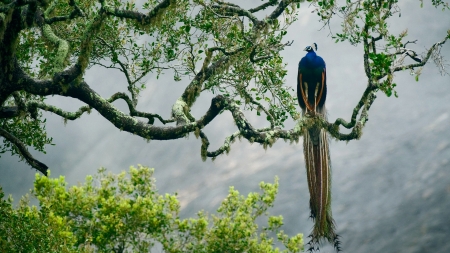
[{"x1": 1, "y1": 1, "x2": 450, "y2": 252}]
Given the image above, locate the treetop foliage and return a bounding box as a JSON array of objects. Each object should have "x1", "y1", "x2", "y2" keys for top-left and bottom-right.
[{"x1": 1, "y1": 165, "x2": 303, "y2": 252}]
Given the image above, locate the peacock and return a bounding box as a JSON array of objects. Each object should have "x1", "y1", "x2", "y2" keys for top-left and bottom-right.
[{"x1": 297, "y1": 43, "x2": 341, "y2": 252}]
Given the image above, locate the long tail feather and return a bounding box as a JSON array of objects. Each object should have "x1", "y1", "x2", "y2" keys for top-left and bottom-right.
[{"x1": 303, "y1": 119, "x2": 341, "y2": 252}]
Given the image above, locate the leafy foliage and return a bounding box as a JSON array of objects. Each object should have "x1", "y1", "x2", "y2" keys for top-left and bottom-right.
[
  {"x1": 0, "y1": 188, "x2": 80, "y2": 253},
  {"x1": 0, "y1": 92, "x2": 53, "y2": 157},
  {"x1": 0, "y1": 165, "x2": 303, "y2": 252}
]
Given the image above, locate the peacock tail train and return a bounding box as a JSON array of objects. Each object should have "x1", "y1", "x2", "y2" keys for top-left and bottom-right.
[{"x1": 302, "y1": 109, "x2": 341, "y2": 252}]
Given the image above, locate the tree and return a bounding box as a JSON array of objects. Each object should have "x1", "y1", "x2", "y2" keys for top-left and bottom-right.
[
  {"x1": 0, "y1": 165, "x2": 304, "y2": 252},
  {"x1": 0, "y1": 0, "x2": 449, "y2": 175}
]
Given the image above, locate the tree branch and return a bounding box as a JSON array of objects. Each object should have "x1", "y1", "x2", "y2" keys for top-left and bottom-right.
[
  {"x1": 199, "y1": 130, "x2": 240, "y2": 160},
  {"x1": 21, "y1": 72, "x2": 227, "y2": 139},
  {"x1": 108, "y1": 92, "x2": 174, "y2": 124},
  {"x1": 211, "y1": 3, "x2": 259, "y2": 25},
  {"x1": 102, "y1": 0, "x2": 171, "y2": 25},
  {"x1": 0, "y1": 126, "x2": 48, "y2": 175},
  {"x1": 249, "y1": 0, "x2": 279, "y2": 13},
  {"x1": 390, "y1": 35, "x2": 449, "y2": 74},
  {"x1": 266, "y1": 0, "x2": 300, "y2": 22},
  {"x1": 28, "y1": 101, "x2": 91, "y2": 121}
]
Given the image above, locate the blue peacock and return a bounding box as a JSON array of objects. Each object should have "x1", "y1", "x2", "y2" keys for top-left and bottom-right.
[{"x1": 297, "y1": 43, "x2": 341, "y2": 252}]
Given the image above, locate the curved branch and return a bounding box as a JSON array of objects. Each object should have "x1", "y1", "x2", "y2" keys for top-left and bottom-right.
[
  {"x1": 108, "y1": 92, "x2": 174, "y2": 124},
  {"x1": 249, "y1": 0, "x2": 279, "y2": 13},
  {"x1": 332, "y1": 83, "x2": 376, "y2": 129},
  {"x1": 102, "y1": 0, "x2": 171, "y2": 25},
  {"x1": 325, "y1": 92, "x2": 376, "y2": 141},
  {"x1": 225, "y1": 101, "x2": 302, "y2": 147},
  {"x1": 267, "y1": 0, "x2": 300, "y2": 22},
  {"x1": 199, "y1": 130, "x2": 240, "y2": 160},
  {"x1": 40, "y1": 24, "x2": 69, "y2": 73},
  {"x1": 22, "y1": 92, "x2": 175, "y2": 124},
  {"x1": 390, "y1": 35, "x2": 449, "y2": 74},
  {"x1": 28, "y1": 101, "x2": 91, "y2": 120},
  {"x1": 22, "y1": 72, "x2": 227, "y2": 139},
  {"x1": 0, "y1": 126, "x2": 48, "y2": 175}
]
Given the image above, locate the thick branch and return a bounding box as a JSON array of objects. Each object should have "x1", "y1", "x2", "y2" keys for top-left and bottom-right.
[
  {"x1": 266, "y1": 0, "x2": 300, "y2": 21},
  {"x1": 28, "y1": 101, "x2": 91, "y2": 120},
  {"x1": 102, "y1": 0, "x2": 171, "y2": 25},
  {"x1": 21, "y1": 71, "x2": 227, "y2": 139},
  {"x1": 249, "y1": 0, "x2": 279, "y2": 13},
  {"x1": 0, "y1": 126, "x2": 48, "y2": 175}
]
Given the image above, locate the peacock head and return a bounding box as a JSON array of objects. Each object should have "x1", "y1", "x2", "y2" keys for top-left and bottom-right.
[{"x1": 303, "y1": 43, "x2": 318, "y2": 52}]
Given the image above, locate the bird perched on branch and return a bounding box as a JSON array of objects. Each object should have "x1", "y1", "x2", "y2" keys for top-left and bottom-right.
[{"x1": 297, "y1": 43, "x2": 340, "y2": 252}]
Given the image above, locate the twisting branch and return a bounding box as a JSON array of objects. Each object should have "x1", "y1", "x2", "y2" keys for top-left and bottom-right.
[
  {"x1": 107, "y1": 92, "x2": 174, "y2": 124},
  {"x1": 0, "y1": 127, "x2": 48, "y2": 175},
  {"x1": 40, "y1": 24, "x2": 69, "y2": 74},
  {"x1": 324, "y1": 91, "x2": 376, "y2": 141},
  {"x1": 21, "y1": 74, "x2": 229, "y2": 140},
  {"x1": 332, "y1": 83, "x2": 376, "y2": 130},
  {"x1": 249, "y1": 0, "x2": 279, "y2": 13},
  {"x1": 250, "y1": 46, "x2": 273, "y2": 63},
  {"x1": 199, "y1": 130, "x2": 240, "y2": 160},
  {"x1": 180, "y1": 45, "x2": 245, "y2": 107},
  {"x1": 28, "y1": 101, "x2": 91, "y2": 121},
  {"x1": 267, "y1": 0, "x2": 300, "y2": 21},
  {"x1": 389, "y1": 35, "x2": 449, "y2": 75},
  {"x1": 22, "y1": 92, "x2": 175, "y2": 125},
  {"x1": 101, "y1": 0, "x2": 172, "y2": 25}
]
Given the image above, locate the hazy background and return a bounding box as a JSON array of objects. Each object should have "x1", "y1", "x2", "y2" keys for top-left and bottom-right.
[{"x1": 1, "y1": 1, "x2": 450, "y2": 252}]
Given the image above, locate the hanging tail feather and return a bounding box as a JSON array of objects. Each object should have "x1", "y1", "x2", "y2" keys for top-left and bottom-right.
[{"x1": 303, "y1": 117, "x2": 341, "y2": 252}]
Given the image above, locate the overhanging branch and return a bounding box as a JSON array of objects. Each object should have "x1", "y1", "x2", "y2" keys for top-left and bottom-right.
[{"x1": 0, "y1": 126, "x2": 48, "y2": 175}]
